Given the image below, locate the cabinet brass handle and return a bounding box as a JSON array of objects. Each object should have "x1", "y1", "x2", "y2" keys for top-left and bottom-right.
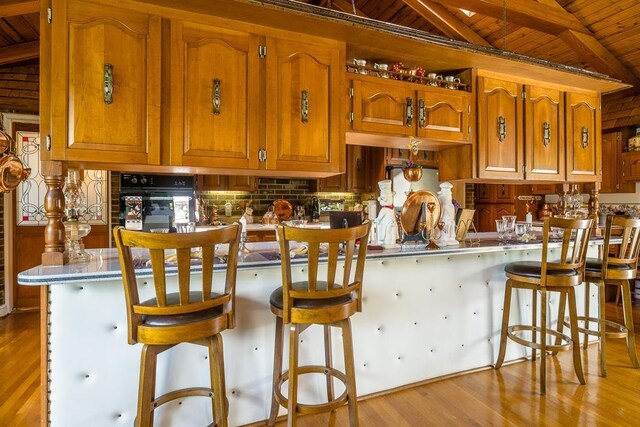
[
  {"x1": 213, "y1": 78, "x2": 221, "y2": 115},
  {"x1": 301, "y1": 90, "x2": 309, "y2": 123},
  {"x1": 498, "y1": 116, "x2": 506, "y2": 142},
  {"x1": 418, "y1": 99, "x2": 426, "y2": 128},
  {"x1": 104, "y1": 64, "x2": 113, "y2": 104},
  {"x1": 581, "y1": 126, "x2": 589, "y2": 149},
  {"x1": 543, "y1": 122, "x2": 551, "y2": 147},
  {"x1": 406, "y1": 97, "x2": 413, "y2": 127}
]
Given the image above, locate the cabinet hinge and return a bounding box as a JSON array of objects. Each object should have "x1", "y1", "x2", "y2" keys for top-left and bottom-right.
[
  {"x1": 616, "y1": 183, "x2": 620, "y2": 190},
  {"x1": 522, "y1": 164, "x2": 527, "y2": 174},
  {"x1": 45, "y1": 135, "x2": 52, "y2": 151},
  {"x1": 258, "y1": 45, "x2": 267, "y2": 58},
  {"x1": 349, "y1": 111, "x2": 354, "y2": 123},
  {"x1": 521, "y1": 91, "x2": 526, "y2": 100},
  {"x1": 47, "y1": 7, "x2": 52, "y2": 23},
  {"x1": 348, "y1": 87, "x2": 354, "y2": 98},
  {"x1": 468, "y1": 105, "x2": 471, "y2": 114},
  {"x1": 258, "y1": 148, "x2": 267, "y2": 162}
]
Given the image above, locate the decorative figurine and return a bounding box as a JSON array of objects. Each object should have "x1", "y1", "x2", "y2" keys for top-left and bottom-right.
[
  {"x1": 434, "y1": 182, "x2": 459, "y2": 246},
  {"x1": 375, "y1": 179, "x2": 400, "y2": 248},
  {"x1": 242, "y1": 200, "x2": 254, "y2": 224}
]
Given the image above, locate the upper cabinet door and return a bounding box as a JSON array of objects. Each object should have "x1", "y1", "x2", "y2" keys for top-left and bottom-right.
[
  {"x1": 566, "y1": 92, "x2": 601, "y2": 182},
  {"x1": 51, "y1": 0, "x2": 161, "y2": 164},
  {"x1": 169, "y1": 21, "x2": 260, "y2": 170},
  {"x1": 265, "y1": 36, "x2": 343, "y2": 173},
  {"x1": 477, "y1": 77, "x2": 523, "y2": 179},
  {"x1": 524, "y1": 85, "x2": 565, "y2": 181},
  {"x1": 416, "y1": 88, "x2": 471, "y2": 143},
  {"x1": 351, "y1": 77, "x2": 413, "y2": 135}
]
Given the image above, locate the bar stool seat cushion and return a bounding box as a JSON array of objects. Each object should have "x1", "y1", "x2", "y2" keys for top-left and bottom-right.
[
  {"x1": 585, "y1": 258, "x2": 633, "y2": 273},
  {"x1": 270, "y1": 282, "x2": 353, "y2": 310},
  {"x1": 141, "y1": 291, "x2": 223, "y2": 327},
  {"x1": 505, "y1": 261, "x2": 578, "y2": 279}
]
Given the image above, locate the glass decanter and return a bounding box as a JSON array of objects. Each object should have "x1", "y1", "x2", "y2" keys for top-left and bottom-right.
[{"x1": 63, "y1": 169, "x2": 91, "y2": 262}]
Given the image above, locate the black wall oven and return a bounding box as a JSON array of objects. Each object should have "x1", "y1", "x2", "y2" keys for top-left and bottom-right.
[{"x1": 119, "y1": 174, "x2": 195, "y2": 232}]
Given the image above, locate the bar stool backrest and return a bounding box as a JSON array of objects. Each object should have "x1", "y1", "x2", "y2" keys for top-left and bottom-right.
[
  {"x1": 114, "y1": 225, "x2": 241, "y2": 344},
  {"x1": 602, "y1": 215, "x2": 640, "y2": 274},
  {"x1": 276, "y1": 221, "x2": 371, "y2": 323},
  {"x1": 541, "y1": 217, "x2": 593, "y2": 284}
]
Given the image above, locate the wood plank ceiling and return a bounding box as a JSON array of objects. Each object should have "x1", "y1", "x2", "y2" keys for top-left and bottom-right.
[{"x1": 1, "y1": 0, "x2": 640, "y2": 122}]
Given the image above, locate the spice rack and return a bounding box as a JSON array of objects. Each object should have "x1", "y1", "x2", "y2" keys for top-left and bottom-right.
[{"x1": 346, "y1": 62, "x2": 470, "y2": 92}]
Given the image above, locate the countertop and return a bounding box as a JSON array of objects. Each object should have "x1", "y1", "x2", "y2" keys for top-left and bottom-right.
[{"x1": 18, "y1": 233, "x2": 610, "y2": 286}]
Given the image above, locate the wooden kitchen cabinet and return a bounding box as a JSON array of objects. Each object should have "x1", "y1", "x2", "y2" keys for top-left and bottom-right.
[
  {"x1": 349, "y1": 74, "x2": 472, "y2": 144},
  {"x1": 351, "y1": 77, "x2": 413, "y2": 135},
  {"x1": 196, "y1": 175, "x2": 257, "y2": 192},
  {"x1": 565, "y1": 92, "x2": 601, "y2": 182},
  {"x1": 416, "y1": 88, "x2": 471, "y2": 143},
  {"x1": 169, "y1": 21, "x2": 260, "y2": 170},
  {"x1": 601, "y1": 131, "x2": 636, "y2": 193},
  {"x1": 477, "y1": 77, "x2": 523, "y2": 180},
  {"x1": 316, "y1": 145, "x2": 382, "y2": 193},
  {"x1": 623, "y1": 151, "x2": 640, "y2": 182},
  {"x1": 265, "y1": 36, "x2": 343, "y2": 173},
  {"x1": 474, "y1": 204, "x2": 515, "y2": 232},
  {"x1": 51, "y1": 0, "x2": 161, "y2": 164},
  {"x1": 524, "y1": 85, "x2": 565, "y2": 181}
]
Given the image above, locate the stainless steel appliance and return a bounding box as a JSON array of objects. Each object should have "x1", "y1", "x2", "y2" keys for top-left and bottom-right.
[{"x1": 119, "y1": 174, "x2": 195, "y2": 232}]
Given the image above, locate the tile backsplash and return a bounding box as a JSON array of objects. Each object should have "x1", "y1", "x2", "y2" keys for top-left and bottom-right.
[{"x1": 197, "y1": 178, "x2": 361, "y2": 222}]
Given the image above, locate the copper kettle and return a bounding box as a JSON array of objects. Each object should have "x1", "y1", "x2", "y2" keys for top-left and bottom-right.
[{"x1": 0, "y1": 129, "x2": 31, "y2": 193}]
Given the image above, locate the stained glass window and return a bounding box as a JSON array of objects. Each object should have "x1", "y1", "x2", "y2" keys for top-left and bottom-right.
[{"x1": 16, "y1": 131, "x2": 109, "y2": 226}]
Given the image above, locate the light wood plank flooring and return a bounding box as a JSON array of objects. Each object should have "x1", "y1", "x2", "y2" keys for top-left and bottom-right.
[{"x1": 1, "y1": 301, "x2": 639, "y2": 426}]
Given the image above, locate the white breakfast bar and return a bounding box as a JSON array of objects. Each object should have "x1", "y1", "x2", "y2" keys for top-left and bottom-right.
[{"x1": 18, "y1": 236, "x2": 604, "y2": 427}]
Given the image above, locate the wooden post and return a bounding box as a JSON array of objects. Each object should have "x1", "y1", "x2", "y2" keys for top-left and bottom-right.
[
  {"x1": 41, "y1": 160, "x2": 67, "y2": 266},
  {"x1": 588, "y1": 182, "x2": 601, "y2": 236}
]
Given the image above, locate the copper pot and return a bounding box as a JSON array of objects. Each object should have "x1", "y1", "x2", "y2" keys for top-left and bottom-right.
[
  {"x1": 0, "y1": 153, "x2": 31, "y2": 192},
  {"x1": 0, "y1": 130, "x2": 31, "y2": 192},
  {"x1": 403, "y1": 167, "x2": 423, "y2": 182}
]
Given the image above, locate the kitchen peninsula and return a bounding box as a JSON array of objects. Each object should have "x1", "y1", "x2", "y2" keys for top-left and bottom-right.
[
  {"x1": 25, "y1": 0, "x2": 638, "y2": 425},
  {"x1": 20, "y1": 235, "x2": 608, "y2": 426}
]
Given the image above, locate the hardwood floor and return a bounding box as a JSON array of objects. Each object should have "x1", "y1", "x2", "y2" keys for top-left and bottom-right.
[{"x1": 1, "y1": 300, "x2": 639, "y2": 426}]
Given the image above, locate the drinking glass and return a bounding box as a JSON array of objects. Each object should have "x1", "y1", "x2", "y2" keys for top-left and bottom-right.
[
  {"x1": 515, "y1": 223, "x2": 528, "y2": 241},
  {"x1": 495, "y1": 219, "x2": 507, "y2": 242},
  {"x1": 502, "y1": 215, "x2": 516, "y2": 241},
  {"x1": 176, "y1": 222, "x2": 196, "y2": 233}
]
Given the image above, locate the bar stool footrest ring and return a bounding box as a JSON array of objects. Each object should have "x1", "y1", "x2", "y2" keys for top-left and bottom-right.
[
  {"x1": 274, "y1": 365, "x2": 349, "y2": 415},
  {"x1": 563, "y1": 315, "x2": 629, "y2": 339},
  {"x1": 507, "y1": 325, "x2": 572, "y2": 352}
]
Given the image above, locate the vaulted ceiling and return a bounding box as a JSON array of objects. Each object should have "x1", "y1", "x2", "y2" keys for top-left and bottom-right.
[
  {"x1": 1, "y1": 0, "x2": 639, "y2": 122},
  {"x1": 302, "y1": 0, "x2": 640, "y2": 89},
  {"x1": 1, "y1": 0, "x2": 640, "y2": 87}
]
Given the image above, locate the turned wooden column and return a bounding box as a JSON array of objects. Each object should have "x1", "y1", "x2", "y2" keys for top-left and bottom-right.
[
  {"x1": 588, "y1": 183, "x2": 601, "y2": 236},
  {"x1": 41, "y1": 160, "x2": 67, "y2": 265}
]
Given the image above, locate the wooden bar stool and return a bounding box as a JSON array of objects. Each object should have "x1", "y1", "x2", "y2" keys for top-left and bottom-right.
[
  {"x1": 495, "y1": 217, "x2": 593, "y2": 395},
  {"x1": 267, "y1": 221, "x2": 371, "y2": 426},
  {"x1": 114, "y1": 225, "x2": 241, "y2": 427},
  {"x1": 572, "y1": 215, "x2": 640, "y2": 377}
]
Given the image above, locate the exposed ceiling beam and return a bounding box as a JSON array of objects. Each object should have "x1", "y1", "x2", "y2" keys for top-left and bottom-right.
[
  {"x1": 560, "y1": 30, "x2": 640, "y2": 88},
  {"x1": 429, "y1": 0, "x2": 587, "y2": 36},
  {"x1": 331, "y1": 0, "x2": 368, "y2": 17},
  {"x1": 0, "y1": 41, "x2": 39, "y2": 66},
  {"x1": 400, "y1": 0, "x2": 491, "y2": 47},
  {"x1": 432, "y1": 0, "x2": 640, "y2": 87},
  {"x1": 0, "y1": 0, "x2": 39, "y2": 17}
]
